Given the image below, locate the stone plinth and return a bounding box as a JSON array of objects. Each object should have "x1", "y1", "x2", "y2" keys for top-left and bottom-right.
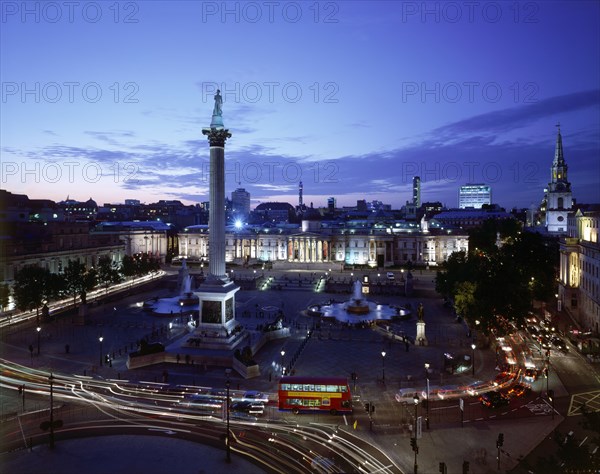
[{"x1": 416, "y1": 320, "x2": 428, "y2": 346}]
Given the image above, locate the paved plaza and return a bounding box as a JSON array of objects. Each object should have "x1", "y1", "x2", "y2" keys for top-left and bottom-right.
[{"x1": 1, "y1": 267, "x2": 566, "y2": 473}]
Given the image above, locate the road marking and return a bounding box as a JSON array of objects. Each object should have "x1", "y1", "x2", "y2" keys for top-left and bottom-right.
[
  {"x1": 343, "y1": 414, "x2": 348, "y2": 425},
  {"x1": 579, "y1": 436, "x2": 588, "y2": 447}
]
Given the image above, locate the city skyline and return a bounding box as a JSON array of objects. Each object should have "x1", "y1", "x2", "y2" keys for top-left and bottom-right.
[{"x1": 1, "y1": 1, "x2": 599, "y2": 209}]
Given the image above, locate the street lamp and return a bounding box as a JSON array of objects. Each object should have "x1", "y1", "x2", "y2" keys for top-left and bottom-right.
[
  {"x1": 413, "y1": 394, "x2": 420, "y2": 474},
  {"x1": 471, "y1": 343, "x2": 476, "y2": 376},
  {"x1": 381, "y1": 351, "x2": 386, "y2": 382},
  {"x1": 99, "y1": 336, "x2": 104, "y2": 366},
  {"x1": 225, "y1": 369, "x2": 231, "y2": 462},
  {"x1": 280, "y1": 350, "x2": 285, "y2": 374},
  {"x1": 49, "y1": 373, "x2": 55, "y2": 448},
  {"x1": 424, "y1": 363, "x2": 430, "y2": 429},
  {"x1": 36, "y1": 326, "x2": 41, "y2": 355}
]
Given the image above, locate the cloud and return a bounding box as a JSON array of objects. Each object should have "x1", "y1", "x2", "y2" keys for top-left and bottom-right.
[{"x1": 434, "y1": 89, "x2": 600, "y2": 137}]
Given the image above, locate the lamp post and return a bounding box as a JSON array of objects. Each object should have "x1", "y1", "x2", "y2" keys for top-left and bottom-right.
[
  {"x1": 413, "y1": 394, "x2": 419, "y2": 474},
  {"x1": 381, "y1": 351, "x2": 386, "y2": 382},
  {"x1": 471, "y1": 343, "x2": 476, "y2": 376},
  {"x1": 36, "y1": 326, "x2": 41, "y2": 355},
  {"x1": 424, "y1": 363, "x2": 430, "y2": 429},
  {"x1": 547, "y1": 350, "x2": 551, "y2": 394},
  {"x1": 49, "y1": 373, "x2": 55, "y2": 448},
  {"x1": 280, "y1": 350, "x2": 285, "y2": 374},
  {"x1": 225, "y1": 369, "x2": 231, "y2": 462},
  {"x1": 99, "y1": 336, "x2": 104, "y2": 366}
]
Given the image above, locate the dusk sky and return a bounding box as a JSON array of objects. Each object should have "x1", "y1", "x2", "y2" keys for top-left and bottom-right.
[{"x1": 1, "y1": 1, "x2": 599, "y2": 210}]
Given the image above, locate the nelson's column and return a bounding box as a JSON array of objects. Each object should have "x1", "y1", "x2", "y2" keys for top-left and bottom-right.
[{"x1": 193, "y1": 90, "x2": 241, "y2": 345}]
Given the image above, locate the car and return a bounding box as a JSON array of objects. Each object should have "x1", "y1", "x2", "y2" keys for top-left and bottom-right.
[
  {"x1": 465, "y1": 381, "x2": 490, "y2": 396},
  {"x1": 523, "y1": 368, "x2": 537, "y2": 382},
  {"x1": 436, "y1": 385, "x2": 462, "y2": 400},
  {"x1": 241, "y1": 390, "x2": 269, "y2": 403},
  {"x1": 395, "y1": 388, "x2": 419, "y2": 403},
  {"x1": 479, "y1": 392, "x2": 510, "y2": 408},
  {"x1": 494, "y1": 372, "x2": 515, "y2": 387},
  {"x1": 229, "y1": 401, "x2": 264, "y2": 414},
  {"x1": 551, "y1": 337, "x2": 567, "y2": 352},
  {"x1": 504, "y1": 383, "x2": 531, "y2": 399},
  {"x1": 386, "y1": 272, "x2": 395, "y2": 280}
]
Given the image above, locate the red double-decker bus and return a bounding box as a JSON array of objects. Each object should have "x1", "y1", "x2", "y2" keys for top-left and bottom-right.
[{"x1": 278, "y1": 376, "x2": 352, "y2": 415}]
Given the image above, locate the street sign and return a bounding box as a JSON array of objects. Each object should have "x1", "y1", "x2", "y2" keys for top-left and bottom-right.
[
  {"x1": 416, "y1": 416, "x2": 422, "y2": 439},
  {"x1": 459, "y1": 398, "x2": 464, "y2": 411}
]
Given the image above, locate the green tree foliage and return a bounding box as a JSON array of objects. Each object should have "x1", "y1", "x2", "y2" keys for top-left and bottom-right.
[
  {"x1": 0, "y1": 283, "x2": 10, "y2": 312},
  {"x1": 62, "y1": 260, "x2": 97, "y2": 308},
  {"x1": 13, "y1": 266, "x2": 61, "y2": 321},
  {"x1": 120, "y1": 253, "x2": 161, "y2": 282},
  {"x1": 97, "y1": 256, "x2": 123, "y2": 293},
  {"x1": 435, "y1": 230, "x2": 558, "y2": 335}
]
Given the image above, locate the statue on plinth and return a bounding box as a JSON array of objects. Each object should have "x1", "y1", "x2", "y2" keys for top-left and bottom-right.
[{"x1": 416, "y1": 302, "x2": 428, "y2": 346}]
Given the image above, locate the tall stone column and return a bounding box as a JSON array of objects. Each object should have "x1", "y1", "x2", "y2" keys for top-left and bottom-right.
[{"x1": 202, "y1": 114, "x2": 231, "y2": 283}]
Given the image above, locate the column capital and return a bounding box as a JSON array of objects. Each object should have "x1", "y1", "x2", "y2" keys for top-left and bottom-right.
[{"x1": 202, "y1": 127, "x2": 232, "y2": 147}]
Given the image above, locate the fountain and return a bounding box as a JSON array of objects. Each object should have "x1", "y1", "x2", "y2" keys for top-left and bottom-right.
[
  {"x1": 143, "y1": 260, "x2": 198, "y2": 316},
  {"x1": 178, "y1": 274, "x2": 198, "y2": 306},
  {"x1": 308, "y1": 279, "x2": 411, "y2": 324},
  {"x1": 345, "y1": 280, "x2": 370, "y2": 314}
]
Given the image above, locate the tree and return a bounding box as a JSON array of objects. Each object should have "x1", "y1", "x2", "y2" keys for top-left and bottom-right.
[
  {"x1": 454, "y1": 281, "x2": 477, "y2": 323},
  {"x1": 13, "y1": 266, "x2": 60, "y2": 322},
  {"x1": 435, "y1": 230, "x2": 558, "y2": 336},
  {"x1": 97, "y1": 256, "x2": 122, "y2": 294},
  {"x1": 61, "y1": 260, "x2": 97, "y2": 309},
  {"x1": 0, "y1": 283, "x2": 10, "y2": 312}
]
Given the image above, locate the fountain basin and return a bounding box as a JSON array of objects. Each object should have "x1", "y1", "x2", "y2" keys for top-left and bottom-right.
[{"x1": 308, "y1": 301, "x2": 411, "y2": 324}]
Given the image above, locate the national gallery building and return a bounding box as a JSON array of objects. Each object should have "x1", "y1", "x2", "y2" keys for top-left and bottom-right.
[{"x1": 178, "y1": 218, "x2": 469, "y2": 268}]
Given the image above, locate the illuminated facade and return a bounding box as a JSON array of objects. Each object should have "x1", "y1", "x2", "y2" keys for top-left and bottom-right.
[
  {"x1": 558, "y1": 209, "x2": 600, "y2": 334},
  {"x1": 179, "y1": 219, "x2": 468, "y2": 268},
  {"x1": 545, "y1": 125, "x2": 573, "y2": 234},
  {"x1": 458, "y1": 184, "x2": 491, "y2": 209}
]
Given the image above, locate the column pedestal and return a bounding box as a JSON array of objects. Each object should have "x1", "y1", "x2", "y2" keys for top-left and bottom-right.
[{"x1": 416, "y1": 321, "x2": 428, "y2": 346}]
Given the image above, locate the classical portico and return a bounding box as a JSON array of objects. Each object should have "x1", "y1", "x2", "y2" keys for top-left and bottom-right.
[{"x1": 286, "y1": 234, "x2": 331, "y2": 263}]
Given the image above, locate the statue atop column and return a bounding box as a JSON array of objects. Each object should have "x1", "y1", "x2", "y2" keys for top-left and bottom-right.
[
  {"x1": 210, "y1": 89, "x2": 224, "y2": 129},
  {"x1": 417, "y1": 302, "x2": 424, "y2": 321}
]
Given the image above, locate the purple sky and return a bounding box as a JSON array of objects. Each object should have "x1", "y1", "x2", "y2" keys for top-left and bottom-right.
[{"x1": 1, "y1": 1, "x2": 599, "y2": 210}]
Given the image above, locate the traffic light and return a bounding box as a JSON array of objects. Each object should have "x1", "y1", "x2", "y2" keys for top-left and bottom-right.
[
  {"x1": 370, "y1": 403, "x2": 375, "y2": 414},
  {"x1": 18, "y1": 385, "x2": 23, "y2": 394},
  {"x1": 544, "y1": 367, "x2": 548, "y2": 378},
  {"x1": 439, "y1": 461, "x2": 447, "y2": 473},
  {"x1": 548, "y1": 389, "x2": 554, "y2": 401},
  {"x1": 364, "y1": 402, "x2": 370, "y2": 413},
  {"x1": 462, "y1": 460, "x2": 470, "y2": 473},
  {"x1": 497, "y1": 433, "x2": 504, "y2": 447},
  {"x1": 410, "y1": 437, "x2": 417, "y2": 452}
]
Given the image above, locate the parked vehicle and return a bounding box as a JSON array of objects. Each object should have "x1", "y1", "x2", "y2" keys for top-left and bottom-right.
[{"x1": 479, "y1": 392, "x2": 510, "y2": 408}]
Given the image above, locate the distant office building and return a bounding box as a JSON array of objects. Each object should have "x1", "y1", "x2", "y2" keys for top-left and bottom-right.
[
  {"x1": 231, "y1": 188, "x2": 250, "y2": 219},
  {"x1": 253, "y1": 202, "x2": 295, "y2": 223},
  {"x1": 413, "y1": 176, "x2": 421, "y2": 208},
  {"x1": 299, "y1": 181, "x2": 303, "y2": 207},
  {"x1": 327, "y1": 197, "x2": 336, "y2": 213},
  {"x1": 356, "y1": 200, "x2": 367, "y2": 212},
  {"x1": 459, "y1": 184, "x2": 491, "y2": 209},
  {"x1": 125, "y1": 199, "x2": 140, "y2": 206}
]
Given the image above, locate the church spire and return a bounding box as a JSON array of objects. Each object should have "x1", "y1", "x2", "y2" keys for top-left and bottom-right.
[{"x1": 553, "y1": 122, "x2": 564, "y2": 166}]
